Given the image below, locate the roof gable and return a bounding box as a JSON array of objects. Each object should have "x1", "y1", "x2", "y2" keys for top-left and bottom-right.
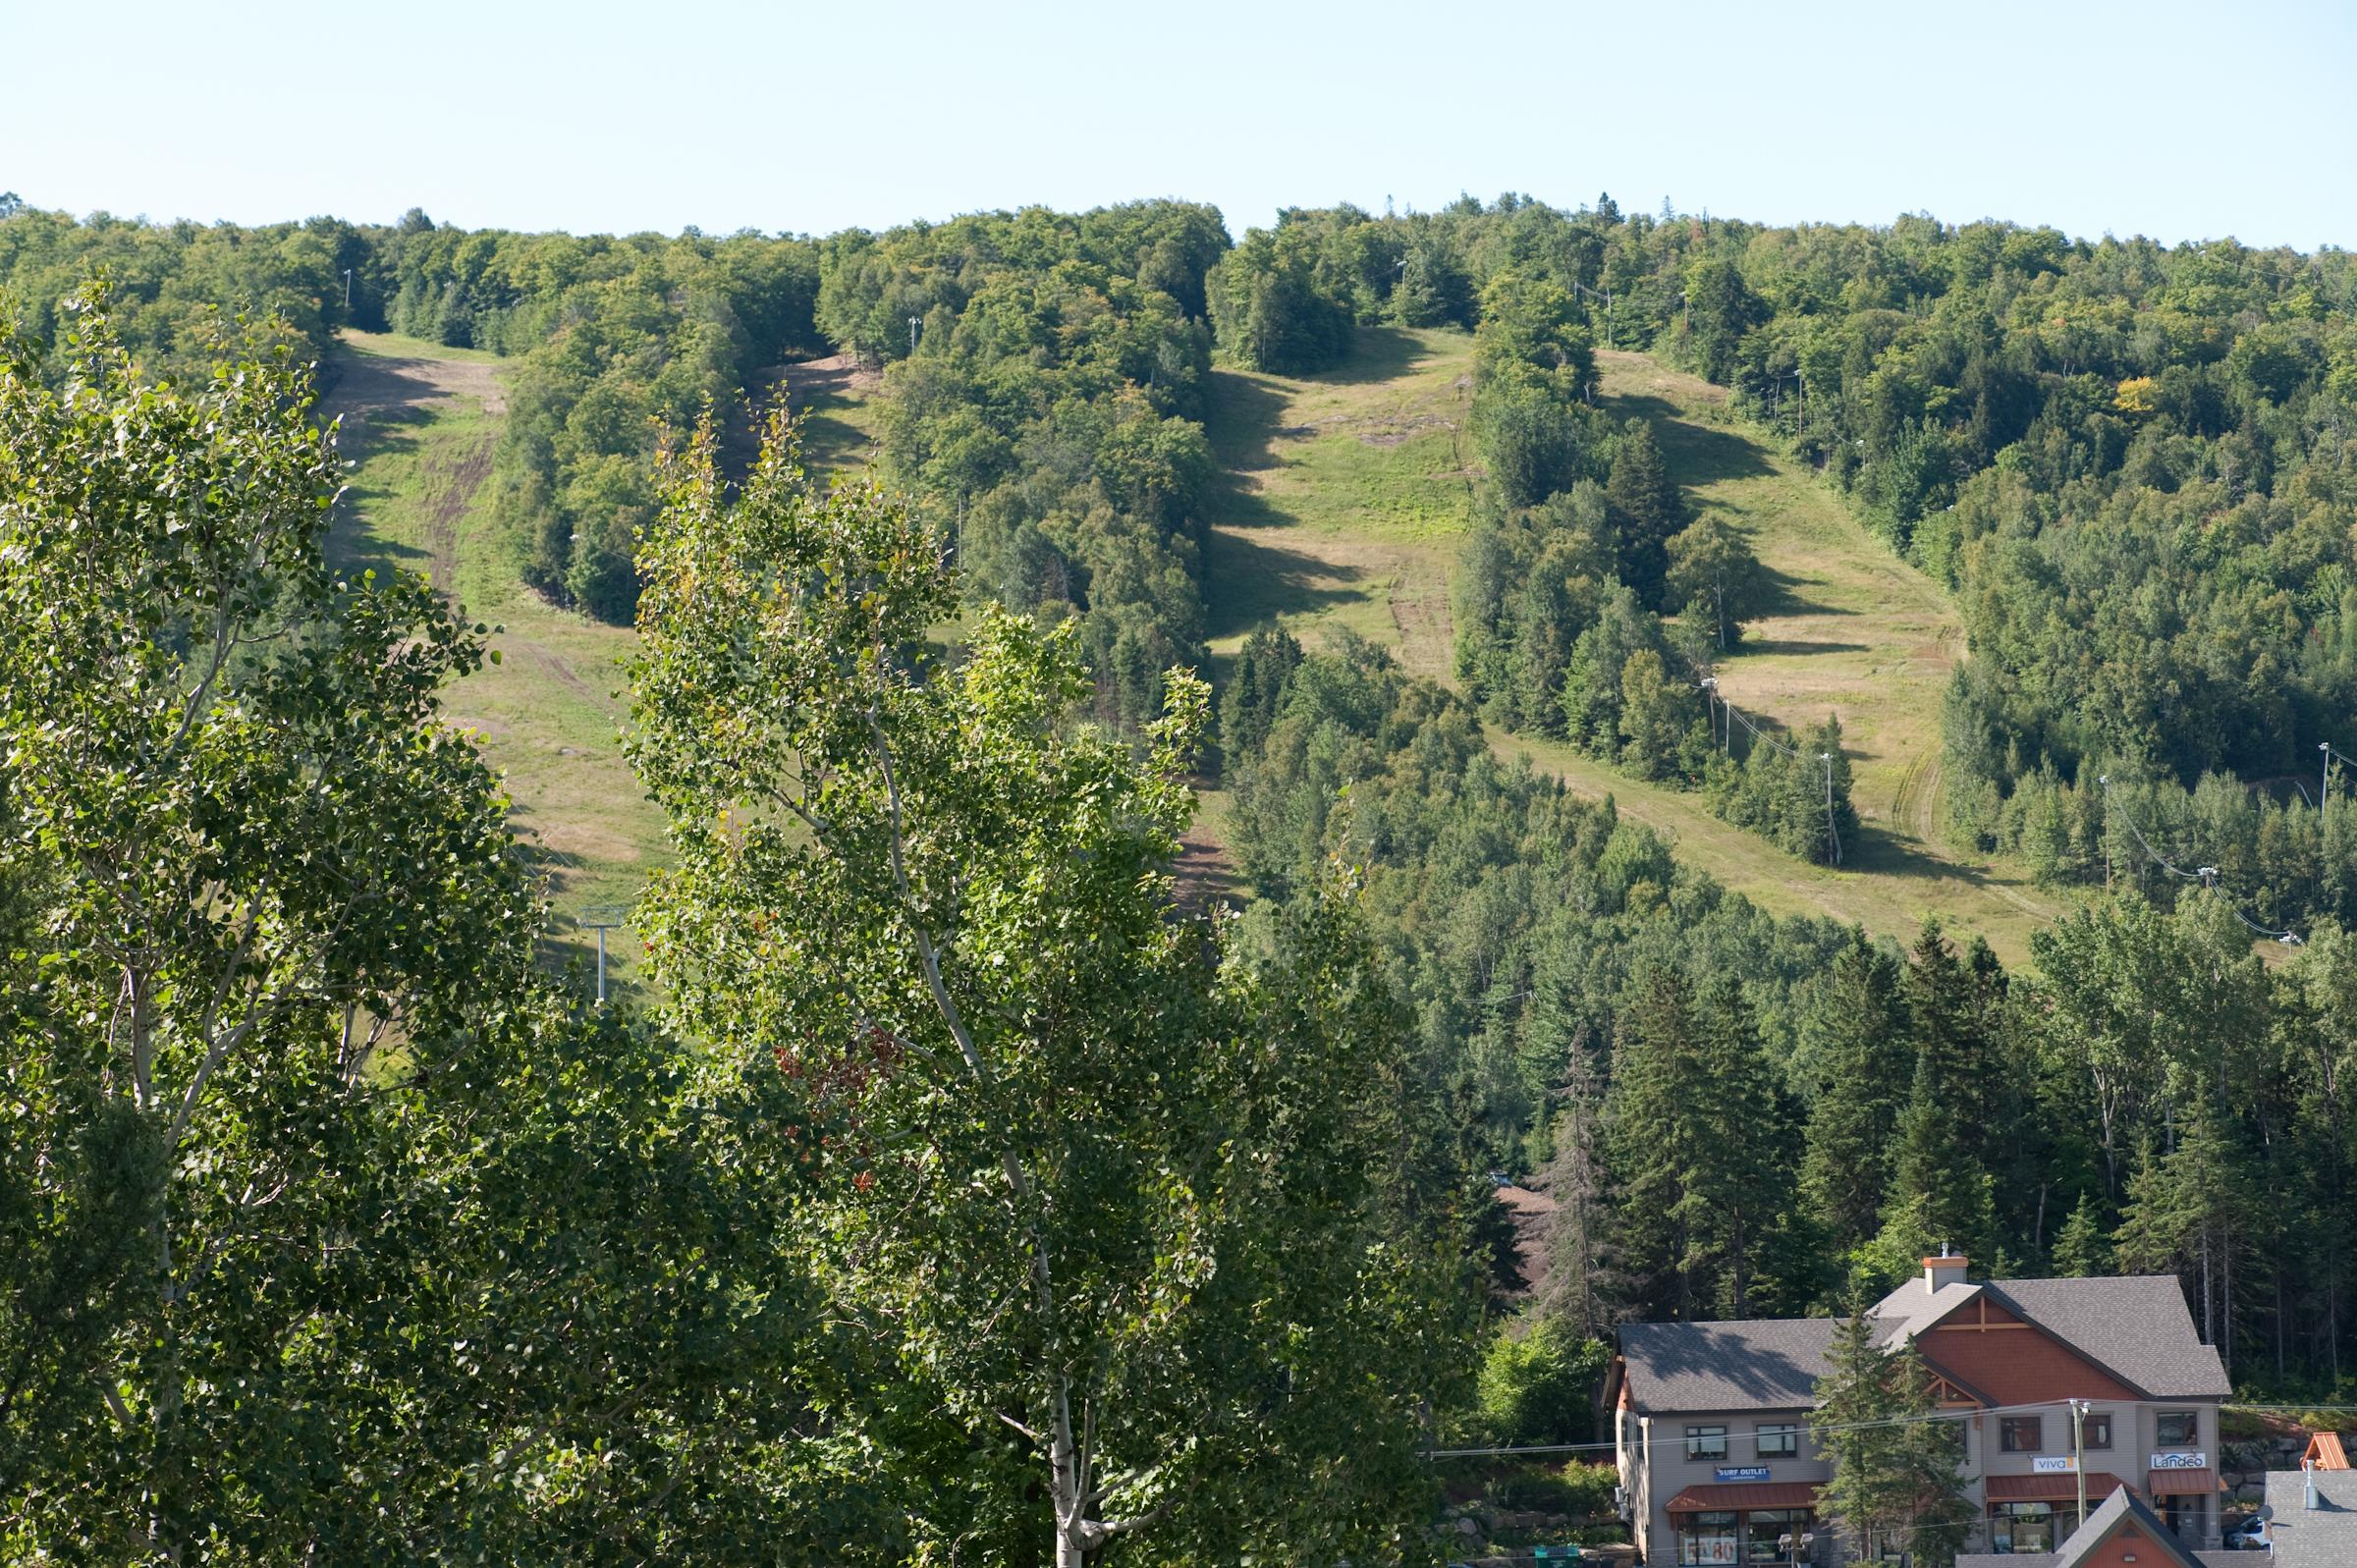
[
  {"x1": 1959, "y1": 1489, "x2": 2212, "y2": 1568},
  {"x1": 1873, "y1": 1273, "x2": 2229, "y2": 1401}
]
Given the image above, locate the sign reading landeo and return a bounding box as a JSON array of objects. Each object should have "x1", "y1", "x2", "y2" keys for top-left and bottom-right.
[{"x1": 2150, "y1": 1451, "x2": 2210, "y2": 1470}]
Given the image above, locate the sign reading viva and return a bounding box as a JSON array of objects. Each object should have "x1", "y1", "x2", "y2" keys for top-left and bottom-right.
[
  {"x1": 1714, "y1": 1466, "x2": 1771, "y2": 1483},
  {"x1": 2032, "y1": 1456, "x2": 2078, "y2": 1474}
]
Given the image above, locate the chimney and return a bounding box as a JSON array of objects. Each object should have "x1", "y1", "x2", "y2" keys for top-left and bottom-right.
[
  {"x1": 1924, "y1": 1247, "x2": 1968, "y2": 1292},
  {"x1": 2307, "y1": 1457, "x2": 2320, "y2": 1511}
]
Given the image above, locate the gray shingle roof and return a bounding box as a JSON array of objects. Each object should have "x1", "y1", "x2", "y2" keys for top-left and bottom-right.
[
  {"x1": 2260, "y1": 1467, "x2": 2357, "y2": 1566},
  {"x1": 1617, "y1": 1318, "x2": 1839, "y2": 1413},
  {"x1": 1870, "y1": 1278, "x2": 1982, "y2": 1347},
  {"x1": 1868, "y1": 1272, "x2": 2229, "y2": 1398},
  {"x1": 1979, "y1": 1276, "x2": 2232, "y2": 1398}
]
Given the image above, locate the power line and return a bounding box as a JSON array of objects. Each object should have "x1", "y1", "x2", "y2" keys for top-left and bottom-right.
[
  {"x1": 2098, "y1": 778, "x2": 2303, "y2": 945},
  {"x1": 1425, "y1": 1394, "x2": 2095, "y2": 1460}
]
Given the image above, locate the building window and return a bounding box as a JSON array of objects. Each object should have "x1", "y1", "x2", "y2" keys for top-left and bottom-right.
[
  {"x1": 1756, "y1": 1423, "x2": 1800, "y2": 1458},
  {"x1": 2000, "y1": 1415, "x2": 2044, "y2": 1453},
  {"x1": 1686, "y1": 1425, "x2": 1728, "y2": 1460},
  {"x1": 1992, "y1": 1501, "x2": 2056, "y2": 1554},
  {"x1": 2156, "y1": 1410, "x2": 2199, "y2": 1447},
  {"x1": 1680, "y1": 1509, "x2": 1738, "y2": 1566},
  {"x1": 1744, "y1": 1508, "x2": 1811, "y2": 1563},
  {"x1": 2081, "y1": 1410, "x2": 2111, "y2": 1449}
]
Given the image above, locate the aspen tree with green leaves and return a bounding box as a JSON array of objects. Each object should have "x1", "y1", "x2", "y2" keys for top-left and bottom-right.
[{"x1": 627, "y1": 410, "x2": 1474, "y2": 1566}]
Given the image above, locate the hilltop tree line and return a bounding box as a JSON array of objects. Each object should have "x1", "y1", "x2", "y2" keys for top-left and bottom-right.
[
  {"x1": 15, "y1": 193, "x2": 2349, "y2": 904},
  {"x1": 1224, "y1": 626, "x2": 2357, "y2": 1397}
]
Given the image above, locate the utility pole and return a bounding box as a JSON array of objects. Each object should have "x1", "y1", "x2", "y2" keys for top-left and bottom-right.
[
  {"x1": 2324, "y1": 741, "x2": 2335, "y2": 817},
  {"x1": 579, "y1": 905, "x2": 628, "y2": 1006},
  {"x1": 1699, "y1": 676, "x2": 1722, "y2": 752},
  {"x1": 1573, "y1": 280, "x2": 1616, "y2": 351},
  {"x1": 2070, "y1": 1399, "x2": 2090, "y2": 1537},
  {"x1": 342, "y1": 268, "x2": 353, "y2": 309},
  {"x1": 908, "y1": 314, "x2": 920, "y2": 357},
  {"x1": 1820, "y1": 752, "x2": 1841, "y2": 865},
  {"x1": 2099, "y1": 776, "x2": 2112, "y2": 891}
]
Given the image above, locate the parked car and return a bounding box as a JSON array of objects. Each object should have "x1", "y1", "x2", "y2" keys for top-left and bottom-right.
[{"x1": 2223, "y1": 1514, "x2": 2271, "y2": 1550}]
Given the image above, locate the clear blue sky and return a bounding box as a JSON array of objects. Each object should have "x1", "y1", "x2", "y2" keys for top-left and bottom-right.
[{"x1": 8, "y1": 0, "x2": 2352, "y2": 249}]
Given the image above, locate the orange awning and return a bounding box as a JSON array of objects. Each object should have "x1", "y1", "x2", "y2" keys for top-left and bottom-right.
[
  {"x1": 1984, "y1": 1471, "x2": 2126, "y2": 1503},
  {"x1": 2145, "y1": 1467, "x2": 2220, "y2": 1497},
  {"x1": 1664, "y1": 1482, "x2": 1822, "y2": 1514}
]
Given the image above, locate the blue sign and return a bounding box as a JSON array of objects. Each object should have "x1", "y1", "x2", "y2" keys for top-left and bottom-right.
[{"x1": 1715, "y1": 1466, "x2": 1772, "y2": 1483}]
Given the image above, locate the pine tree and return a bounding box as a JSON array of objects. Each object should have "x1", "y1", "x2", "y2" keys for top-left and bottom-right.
[
  {"x1": 1696, "y1": 975, "x2": 1807, "y2": 1317},
  {"x1": 1885, "y1": 1047, "x2": 1999, "y2": 1269},
  {"x1": 1606, "y1": 418, "x2": 1683, "y2": 608},
  {"x1": 1800, "y1": 931, "x2": 1911, "y2": 1252},
  {"x1": 1812, "y1": 1301, "x2": 1976, "y2": 1567},
  {"x1": 2115, "y1": 1091, "x2": 2258, "y2": 1366},
  {"x1": 1220, "y1": 624, "x2": 1303, "y2": 767},
  {"x1": 1604, "y1": 965, "x2": 1723, "y2": 1319},
  {"x1": 2053, "y1": 1191, "x2": 2113, "y2": 1276}
]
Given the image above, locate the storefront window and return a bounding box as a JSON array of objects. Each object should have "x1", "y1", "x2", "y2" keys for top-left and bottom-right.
[
  {"x1": 1686, "y1": 1425, "x2": 1728, "y2": 1460},
  {"x1": 2082, "y1": 1411, "x2": 2111, "y2": 1448},
  {"x1": 2000, "y1": 1415, "x2": 2043, "y2": 1452},
  {"x1": 2156, "y1": 1410, "x2": 2199, "y2": 1447},
  {"x1": 1681, "y1": 1509, "x2": 1739, "y2": 1565},
  {"x1": 1744, "y1": 1507, "x2": 1811, "y2": 1562},
  {"x1": 1991, "y1": 1501, "x2": 2055, "y2": 1554},
  {"x1": 1756, "y1": 1423, "x2": 1800, "y2": 1457}
]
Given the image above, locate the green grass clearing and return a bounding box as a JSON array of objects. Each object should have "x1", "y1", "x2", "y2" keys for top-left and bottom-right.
[
  {"x1": 1201, "y1": 326, "x2": 1477, "y2": 682},
  {"x1": 325, "y1": 331, "x2": 662, "y2": 994},
  {"x1": 1195, "y1": 327, "x2": 2065, "y2": 966}
]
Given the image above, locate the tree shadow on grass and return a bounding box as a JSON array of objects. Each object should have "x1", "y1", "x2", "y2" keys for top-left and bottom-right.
[
  {"x1": 1204, "y1": 369, "x2": 1288, "y2": 472},
  {"x1": 1608, "y1": 391, "x2": 1773, "y2": 487},
  {"x1": 1749, "y1": 562, "x2": 1841, "y2": 620},
  {"x1": 1304, "y1": 324, "x2": 1449, "y2": 388},
  {"x1": 327, "y1": 412, "x2": 435, "y2": 579},
  {"x1": 1739, "y1": 636, "x2": 1871, "y2": 658},
  {"x1": 1202, "y1": 528, "x2": 1367, "y2": 642}
]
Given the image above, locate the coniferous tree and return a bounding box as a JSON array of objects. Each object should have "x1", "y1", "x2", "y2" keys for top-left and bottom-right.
[
  {"x1": 1883, "y1": 1048, "x2": 2000, "y2": 1271},
  {"x1": 1812, "y1": 1304, "x2": 1976, "y2": 1567},
  {"x1": 1606, "y1": 418, "x2": 1683, "y2": 608},
  {"x1": 2114, "y1": 1090, "x2": 2259, "y2": 1366},
  {"x1": 1221, "y1": 624, "x2": 1303, "y2": 767},
  {"x1": 2053, "y1": 1192, "x2": 2114, "y2": 1277},
  {"x1": 1696, "y1": 975, "x2": 1808, "y2": 1317},
  {"x1": 1799, "y1": 931, "x2": 1911, "y2": 1252},
  {"x1": 1604, "y1": 965, "x2": 1722, "y2": 1319}
]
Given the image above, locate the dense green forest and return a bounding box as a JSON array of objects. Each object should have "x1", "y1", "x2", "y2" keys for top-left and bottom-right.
[
  {"x1": 1224, "y1": 627, "x2": 2357, "y2": 1393},
  {"x1": 11, "y1": 188, "x2": 2357, "y2": 1561}
]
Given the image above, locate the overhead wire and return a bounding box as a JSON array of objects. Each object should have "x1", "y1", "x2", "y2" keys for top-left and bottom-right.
[{"x1": 2101, "y1": 781, "x2": 2303, "y2": 944}]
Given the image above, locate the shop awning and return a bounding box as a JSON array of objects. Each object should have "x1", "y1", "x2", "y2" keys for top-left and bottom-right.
[
  {"x1": 2145, "y1": 1467, "x2": 2220, "y2": 1497},
  {"x1": 1663, "y1": 1482, "x2": 1822, "y2": 1514},
  {"x1": 1984, "y1": 1470, "x2": 2126, "y2": 1503}
]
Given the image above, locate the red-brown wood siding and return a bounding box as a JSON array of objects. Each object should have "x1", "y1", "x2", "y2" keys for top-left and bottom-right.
[{"x1": 1916, "y1": 1296, "x2": 2142, "y2": 1403}]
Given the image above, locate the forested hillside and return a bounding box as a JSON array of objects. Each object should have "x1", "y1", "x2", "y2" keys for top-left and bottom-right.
[
  {"x1": 1212, "y1": 196, "x2": 2357, "y2": 937},
  {"x1": 14, "y1": 189, "x2": 2357, "y2": 1544},
  {"x1": 1223, "y1": 628, "x2": 2357, "y2": 1392}
]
